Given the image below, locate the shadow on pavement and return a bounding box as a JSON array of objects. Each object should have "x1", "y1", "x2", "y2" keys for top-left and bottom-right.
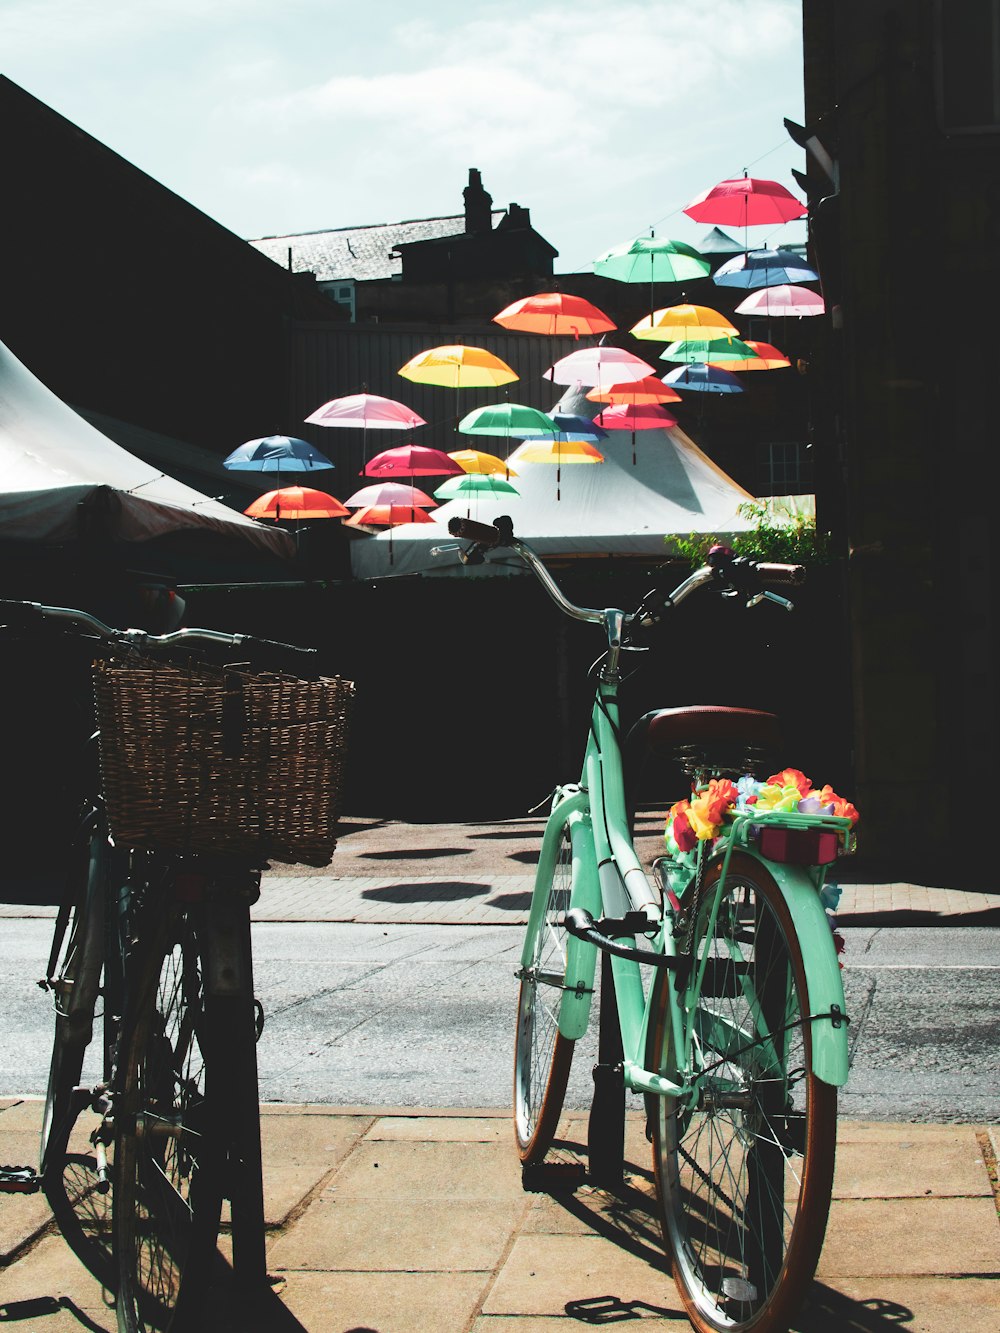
[
  {"x1": 485, "y1": 891, "x2": 533, "y2": 910},
  {"x1": 357, "y1": 846, "x2": 470, "y2": 861},
  {"x1": 359, "y1": 881, "x2": 488, "y2": 903},
  {"x1": 793, "y1": 1282, "x2": 914, "y2": 1331}
]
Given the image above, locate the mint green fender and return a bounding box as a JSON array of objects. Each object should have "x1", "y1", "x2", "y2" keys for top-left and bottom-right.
[
  {"x1": 744, "y1": 850, "x2": 850, "y2": 1087},
  {"x1": 521, "y1": 788, "x2": 600, "y2": 1041}
]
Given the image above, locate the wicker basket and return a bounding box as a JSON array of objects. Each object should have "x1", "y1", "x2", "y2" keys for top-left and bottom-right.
[{"x1": 93, "y1": 658, "x2": 354, "y2": 866}]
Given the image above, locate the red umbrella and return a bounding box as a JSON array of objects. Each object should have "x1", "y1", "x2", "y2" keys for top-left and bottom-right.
[
  {"x1": 363, "y1": 444, "x2": 464, "y2": 477},
  {"x1": 596, "y1": 403, "x2": 679, "y2": 431},
  {"x1": 244, "y1": 487, "x2": 349, "y2": 520},
  {"x1": 682, "y1": 175, "x2": 807, "y2": 228},
  {"x1": 493, "y1": 292, "x2": 616, "y2": 339}
]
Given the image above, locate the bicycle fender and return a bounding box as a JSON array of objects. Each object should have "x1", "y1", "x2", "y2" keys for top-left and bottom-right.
[{"x1": 746, "y1": 852, "x2": 850, "y2": 1087}]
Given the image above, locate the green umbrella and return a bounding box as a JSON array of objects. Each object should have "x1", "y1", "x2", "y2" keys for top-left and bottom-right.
[
  {"x1": 593, "y1": 235, "x2": 710, "y2": 285},
  {"x1": 458, "y1": 403, "x2": 559, "y2": 438},
  {"x1": 433, "y1": 473, "x2": 520, "y2": 501},
  {"x1": 660, "y1": 336, "x2": 761, "y2": 365}
]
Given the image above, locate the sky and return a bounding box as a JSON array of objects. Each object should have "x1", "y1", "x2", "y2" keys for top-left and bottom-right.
[{"x1": 1, "y1": 0, "x2": 807, "y2": 273}]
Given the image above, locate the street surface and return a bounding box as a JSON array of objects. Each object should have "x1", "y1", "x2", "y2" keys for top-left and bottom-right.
[{"x1": 2, "y1": 920, "x2": 998, "y2": 1122}]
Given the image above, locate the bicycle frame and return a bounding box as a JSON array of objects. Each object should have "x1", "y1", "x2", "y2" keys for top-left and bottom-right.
[{"x1": 530, "y1": 669, "x2": 851, "y2": 1103}]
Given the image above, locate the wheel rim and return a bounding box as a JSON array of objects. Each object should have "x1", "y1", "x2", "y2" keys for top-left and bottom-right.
[
  {"x1": 118, "y1": 918, "x2": 210, "y2": 1329},
  {"x1": 656, "y1": 871, "x2": 816, "y2": 1328},
  {"x1": 514, "y1": 825, "x2": 573, "y2": 1148}
]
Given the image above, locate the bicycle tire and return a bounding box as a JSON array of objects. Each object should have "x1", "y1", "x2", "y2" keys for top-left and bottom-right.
[
  {"x1": 41, "y1": 820, "x2": 116, "y2": 1290},
  {"x1": 647, "y1": 851, "x2": 837, "y2": 1333},
  {"x1": 513, "y1": 818, "x2": 577, "y2": 1164},
  {"x1": 114, "y1": 903, "x2": 222, "y2": 1333}
]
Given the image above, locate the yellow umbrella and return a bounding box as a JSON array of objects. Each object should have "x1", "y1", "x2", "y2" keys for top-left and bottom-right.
[
  {"x1": 507, "y1": 438, "x2": 603, "y2": 501},
  {"x1": 448, "y1": 449, "x2": 518, "y2": 477},
  {"x1": 630, "y1": 303, "x2": 738, "y2": 342},
  {"x1": 398, "y1": 344, "x2": 518, "y2": 388}
]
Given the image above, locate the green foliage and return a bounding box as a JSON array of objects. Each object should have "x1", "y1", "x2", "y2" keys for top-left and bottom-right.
[{"x1": 665, "y1": 499, "x2": 834, "y2": 568}]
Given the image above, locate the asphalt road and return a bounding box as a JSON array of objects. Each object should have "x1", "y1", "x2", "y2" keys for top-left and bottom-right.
[{"x1": 2, "y1": 920, "x2": 998, "y2": 1122}]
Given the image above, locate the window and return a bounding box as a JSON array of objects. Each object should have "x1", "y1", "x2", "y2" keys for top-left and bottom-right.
[
  {"x1": 936, "y1": 0, "x2": 1000, "y2": 131},
  {"x1": 761, "y1": 441, "x2": 803, "y2": 492}
]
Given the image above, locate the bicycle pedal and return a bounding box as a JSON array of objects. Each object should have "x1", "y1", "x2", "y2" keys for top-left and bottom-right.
[
  {"x1": 521, "y1": 1161, "x2": 587, "y2": 1193},
  {"x1": 0, "y1": 1165, "x2": 42, "y2": 1194}
]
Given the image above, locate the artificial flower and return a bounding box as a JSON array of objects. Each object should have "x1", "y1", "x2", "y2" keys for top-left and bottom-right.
[
  {"x1": 665, "y1": 799, "x2": 698, "y2": 853},
  {"x1": 807, "y1": 784, "x2": 860, "y2": 826},
  {"x1": 766, "y1": 768, "x2": 812, "y2": 797},
  {"x1": 754, "y1": 782, "x2": 802, "y2": 814}
]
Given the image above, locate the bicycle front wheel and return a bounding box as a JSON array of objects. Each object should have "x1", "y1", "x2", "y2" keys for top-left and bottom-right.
[
  {"x1": 647, "y1": 852, "x2": 837, "y2": 1333},
  {"x1": 114, "y1": 904, "x2": 222, "y2": 1333},
  {"x1": 513, "y1": 815, "x2": 580, "y2": 1164}
]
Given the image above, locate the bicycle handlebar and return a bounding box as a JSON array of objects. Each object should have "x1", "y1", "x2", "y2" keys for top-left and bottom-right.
[{"x1": 0, "y1": 600, "x2": 317, "y2": 662}]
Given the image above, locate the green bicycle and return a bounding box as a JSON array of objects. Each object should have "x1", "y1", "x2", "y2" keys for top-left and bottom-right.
[{"x1": 447, "y1": 516, "x2": 854, "y2": 1333}]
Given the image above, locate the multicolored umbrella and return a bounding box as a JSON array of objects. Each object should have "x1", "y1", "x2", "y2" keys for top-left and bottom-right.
[
  {"x1": 448, "y1": 448, "x2": 517, "y2": 477},
  {"x1": 593, "y1": 234, "x2": 710, "y2": 285},
  {"x1": 433, "y1": 473, "x2": 520, "y2": 501},
  {"x1": 734, "y1": 285, "x2": 825, "y2": 317},
  {"x1": 343, "y1": 481, "x2": 436, "y2": 508},
  {"x1": 507, "y1": 437, "x2": 603, "y2": 500},
  {"x1": 224, "y1": 436, "x2": 334, "y2": 472},
  {"x1": 244, "y1": 486, "x2": 349, "y2": 520},
  {"x1": 493, "y1": 292, "x2": 615, "y2": 339},
  {"x1": 630, "y1": 304, "x2": 739, "y2": 343},
  {"x1": 682, "y1": 175, "x2": 807, "y2": 228},
  {"x1": 544, "y1": 346, "x2": 655, "y2": 389},
  {"x1": 363, "y1": 444, "x2": 464, "y2": 477},
  {"x1": 713, "y1": 248, "x2": 819, "y2": 289},
  {"x1": 663, "y1": 363, "x2": 744, "y2": 394},
  {"x1": 304, "y1": 392, "x2": 426, "y2": 429},
  {"x1": 721, "y1": 340, "x2": 791, "y2": 371},
  {"x1": 398, "y1": 345, "x2": 517, "y2": 388},
  {"x1": 659, "y1": 336, "x2": 760, "y2": 365}
]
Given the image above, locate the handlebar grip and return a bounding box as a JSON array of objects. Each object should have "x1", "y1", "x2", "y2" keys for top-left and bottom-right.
[
  {"x1": 754, "y1": 562, "x2": 806, "y2": 587},
  {"x1": 447, "y1": 517, "x2": 505, "y2": 547}
]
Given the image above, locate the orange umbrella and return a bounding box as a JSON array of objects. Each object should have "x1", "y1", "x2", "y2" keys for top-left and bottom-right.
[
  {"x1": 493, "y1": 292, "x2": 615, "y2": 339},
  {"x1": 343, "y1": 504, "x2": 436, "y2": 529},
  {"x1": 244, "y1": 487, "x2": 349, "y2": 520},
  {"x1": 585, "y1": 376, "x2": 682, "y2": 405},
  {"x1": 717, "y1": 340, "x2": 791, "y2": 371},
  {"x1": 630, "y1": 304, "x2": 739, "y2": 342}
]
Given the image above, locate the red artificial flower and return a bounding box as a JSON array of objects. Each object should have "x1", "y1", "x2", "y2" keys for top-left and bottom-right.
[
  {"x1": 808, "y1": 784, "x2": 861, "y2": 826},
  {"x1": 767, "y1": 768, "x2": 812, "y2": 796}
]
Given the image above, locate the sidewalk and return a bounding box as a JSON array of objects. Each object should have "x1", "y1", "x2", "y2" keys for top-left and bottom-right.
[{"x1": 2, "y1": 1097, "x2": 999, "y2": 1332}]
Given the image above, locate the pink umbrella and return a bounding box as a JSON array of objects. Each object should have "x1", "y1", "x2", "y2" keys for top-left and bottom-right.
[
  {"x1": 343, "y1": 481, "x2": 436, "y2": 508},
  {"x1": 304, "y1": 392, "x2": 426, "y2": 429},
  {"x1": 596, "y1": 403, "x2": 679, "y2": 431},
  {"x1": 682, "y1": 175, "x2": 807, "y2": 228},
  {"x1": 544, "y1": 346, "x2": 655, "y2": 389},
  {"x1": 734, "y1": 285, "x2": 825, "y2": 317},
  {"x1": 363, "y1": 444, "x2": 463, "y2": 477}
]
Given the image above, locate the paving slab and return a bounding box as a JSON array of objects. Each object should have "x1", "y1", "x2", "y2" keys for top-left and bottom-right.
[
  {"x1": 818, "y1": 1195, "x2": 1000, "y2": 1276},
  {"x1": 278, "y1": 1270, "x2": 490, "y2": 1333}
]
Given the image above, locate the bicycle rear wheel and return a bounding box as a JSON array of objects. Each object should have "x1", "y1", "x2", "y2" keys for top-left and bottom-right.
[
  {"x1": 513, "y1": 817, "x2": 578, "y2": 1164},
  {"x1": 41, "y1": 819, "x2": 117, "y2": 1289},
  {"x1": 647, "y1": 852, "x2": 837, "y2": 1333},
  {"x1": 114, "y1": 903, "x2": 222, "y2": 1333}
]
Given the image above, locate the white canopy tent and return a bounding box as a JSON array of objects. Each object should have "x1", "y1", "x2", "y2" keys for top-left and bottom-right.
[
  {"x1": 349, "y1": 389, "x2": 756, "y2": 578},
  {"x1": 0, "y1": 337, "x2": 292, "y2": 557}
]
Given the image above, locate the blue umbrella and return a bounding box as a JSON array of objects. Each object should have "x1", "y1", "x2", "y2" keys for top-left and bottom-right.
[
  {"x1": 224, "y1": 435, "x2": 334, "y2": 471},
  {"x1": 546, "y1": 412, "x2": 609, "y2": 442},
  {"x1": 712, "y1": 248, "x2": 819, "y2": 289},
  {"x1": 662, "y1": 364, "x2": 744, "y2": 394}
]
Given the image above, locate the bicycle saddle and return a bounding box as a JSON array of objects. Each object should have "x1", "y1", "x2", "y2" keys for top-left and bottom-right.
[{"x1": 626, "y1": 705, "x2": 782, "y2": 782}]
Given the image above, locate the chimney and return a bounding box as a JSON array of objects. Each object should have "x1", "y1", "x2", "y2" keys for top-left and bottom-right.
[
  {"x1": 463, "y1": 168, "x2": 493, "y2": 234},
  {"x1": 497, "y1": 203, "x2": 531, "y2": 231}
]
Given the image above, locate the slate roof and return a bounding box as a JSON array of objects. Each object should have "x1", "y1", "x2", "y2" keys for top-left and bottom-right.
[{"x1": 249, "y1": 212, "x2": 505, "y2": 282}]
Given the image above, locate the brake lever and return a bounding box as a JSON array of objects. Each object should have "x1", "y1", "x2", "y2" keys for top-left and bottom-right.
[{"x1": 746, "y1": 590, "x2": 795, "y2": 611}]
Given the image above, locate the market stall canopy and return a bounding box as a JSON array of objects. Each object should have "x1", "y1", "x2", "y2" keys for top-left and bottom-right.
[
  {"x1": 349, "y1": 388, "x2": 756, "y2": 579},
  {"x1": 0, "y1": 338, "x2": 292, "y2": 555}
]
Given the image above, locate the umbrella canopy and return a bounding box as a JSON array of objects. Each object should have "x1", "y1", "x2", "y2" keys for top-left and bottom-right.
[
  {"x1": 244, "y1": 486, "x2": 350, "y2": 520},
  {"x1": 458, "y1": 403, "x2": 559, "y2": 438},
  {"x1": 722, "y1": 340, "x2": 791, "y2": 371},
  {"x1": 433, "y1": 473, "x2": 520, "y2": 501},
  {"x1": 586, "y1": 376, "x2": 682, "y2": 405},
  {"x1": 544, "y1": 346, "x2": 655, "y2": 389},
  {"x1": 343, "y1": 481, "x2": 436, "y2": 508},
  {"x1": 448, "y1": 448, "x2": 516, "y2": 476},
  {"x1": 493, "y1": 292, "x2": 615, "y2": 338},
  {"x1": 682, "y1": 175, "x2": 807, "y2": 227},
  {"x1": 659, "y1": 336, "x2": 760, "y2": 365},
  {"x1": 304, "y1": 392, "x2": 426, "y2": 429},
  {"x1": 224, "y1": 435, "x2": 334, "y2": 471},
  {"x1": 363, "y1": 444, "x2": 464, "y2": 477},
  {"x1": 343, "y1": 503, "x2": 437, "y2": 528},
  {"x1": 398, "y1": 344, "x2": 517, "y2": 388},
  {"x1": 547, "y1": 412, "x2": 608, "y2": 442},
  {"x1": 663, "y1": 363, "x2": 744, "y2": 394},
  {"x1": 592, "y1": 235, "x2": 710, "y2": 284},
  {"x1": 593, "y1": 403, "x2": 679, "y2": 431},
  {"x1": 630, "y1": 304, "x2": 739, "y2": 342},
  {"x1": 734, "y1": 285, "x2": 826, "y2": 317},
  {"x1": 713, "y1": 248, "x2": 820, "y2": 289},
  {"x1": 509, "y1": 439, "x2": 604, "y2": 465}
]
